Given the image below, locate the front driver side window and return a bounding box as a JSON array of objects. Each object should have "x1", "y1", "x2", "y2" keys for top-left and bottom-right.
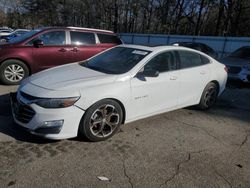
[
  {"x1": 144, "y1": 51, "x2": 177, "y2": 73},
  {"x1": 27, "y1": 31, "x2": 66, "y2": 46},
  {"x1": 39, "y1": 31, "x2": 66, "y2": 45}
]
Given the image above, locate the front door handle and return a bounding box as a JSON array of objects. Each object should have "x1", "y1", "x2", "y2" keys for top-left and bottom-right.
[
  {"x1": 170, "y1": 76, "x2": 177, "y2": 80},
  {"x1": 200, "y1": 71, "x2": 206, "y2": 75},
  {"x1": 71, "y1": 47, "x2": 78, "y2": 52},
  {"x1": 58, "y1": 48, "x2": 68, "y2": 52}
]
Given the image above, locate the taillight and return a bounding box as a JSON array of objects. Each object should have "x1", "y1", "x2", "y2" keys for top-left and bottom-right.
[{"x1": 224, "y1": 66, "x2": 228, "y2": 73}]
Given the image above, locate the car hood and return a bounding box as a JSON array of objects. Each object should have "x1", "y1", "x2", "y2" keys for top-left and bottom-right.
[
  {"x1": 26, "y1": 63, "x2": 118, "y2": 91},
  {"x1": 220, "y1": 57, "x2": 250, "y2": 66}
]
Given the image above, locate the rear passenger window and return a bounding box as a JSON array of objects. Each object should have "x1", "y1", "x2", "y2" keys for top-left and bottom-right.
[
  {"x1": 97, "y1": 34, "x2": 122, "y2": 44},
  {"x1": 178, "y1": 51, "x2": 209, "y2": 69},
  {"x1": 70, "y1": 31, "x2": 95, "y2": 45}
]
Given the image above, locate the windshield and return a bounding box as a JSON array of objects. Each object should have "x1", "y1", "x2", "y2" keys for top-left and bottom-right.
[
  {"x1": 8, "y1": 29, "x2": 41, "y2": 44},
  {"x1": 229, "y1": 47, "x2": 250, "y2": 59},
  {"x1": 80, "y1": 47, "x2": 151, "y2": 74}
]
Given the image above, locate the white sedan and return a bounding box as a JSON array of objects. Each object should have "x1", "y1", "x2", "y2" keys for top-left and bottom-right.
[{"x1": 10, "y1": 45, "x2": 228, "y2": 141}]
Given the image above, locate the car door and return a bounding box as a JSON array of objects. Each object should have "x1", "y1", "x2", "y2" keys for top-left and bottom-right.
[
  {"x1": 69, "y1": 31, "x2": 105, "y2": 62},
  {"x1": 31, "y1": 30, "x2": 73, "y2": 71},
  {"x1": 130, "y1": 51, "x2": 179, "y2": 119},
  {"x1": 177, "y1": 50, "x2": 211, "y2": 107}
]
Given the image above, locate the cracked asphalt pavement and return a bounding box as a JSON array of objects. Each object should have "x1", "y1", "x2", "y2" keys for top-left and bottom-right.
[{"x1": 0, "y1": 83, "x2": 249, "y2": 188}]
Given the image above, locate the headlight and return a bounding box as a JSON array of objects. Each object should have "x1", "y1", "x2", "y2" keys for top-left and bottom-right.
[{"x1": 35, "y1": 97, "x2": 80, "y2": 108}]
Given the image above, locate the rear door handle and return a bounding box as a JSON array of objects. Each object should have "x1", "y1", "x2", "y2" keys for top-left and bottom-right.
[
  {"x1": 58, "y1": 48, "x2": 68, "y2": 52},
  {"x1": 71, "y1": 47, "x2": 78, "y2": 52},
  {"x1": 170, "y1": 76, "x2": 178, "y2": 80},
  {"x1": 200, "y1": 71, "x2": 206, "y2": 75}
]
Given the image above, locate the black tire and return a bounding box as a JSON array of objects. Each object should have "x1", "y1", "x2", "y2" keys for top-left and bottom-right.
[
  {"x1": 78, "y1": 99, "x2": 123, "y2": 142},
  {"x1": 0, "y1": 59, "x2": 29, "y2": 85},
  {"x1": 198, "y1": 82, "x2": 219, "y2": 110}
]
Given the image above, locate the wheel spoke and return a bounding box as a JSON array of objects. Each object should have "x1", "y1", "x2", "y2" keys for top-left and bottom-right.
[
  {"x1": 11, "y1": 65, "x2": 15, "y2": 71},
  {"x1": 6, "y1": 66, "x2": 13, "y2": 72},
  {"x1": 4, "y1": 70, "x2": 12, "y2": 75},
  {"x1": 93, "y1": 126, "x2": 104, "y2": 136},
  {"x1": 15, "y1": 74, "x2": 23, "y2": 79}
]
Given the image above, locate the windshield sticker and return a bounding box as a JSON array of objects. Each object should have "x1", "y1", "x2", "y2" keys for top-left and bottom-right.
[{"x1": 132, "y1": 50, "x2": 148, "y2": 55}]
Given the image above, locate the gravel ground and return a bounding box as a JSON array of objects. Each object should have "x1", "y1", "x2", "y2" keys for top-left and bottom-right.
[{"x1": 0, "y1": 83, "x2": 249, "y2": 188}]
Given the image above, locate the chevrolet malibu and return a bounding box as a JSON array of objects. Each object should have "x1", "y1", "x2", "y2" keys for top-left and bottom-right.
[{"x1": 11, "y1": 45, "x2": 228, "y2": 141}]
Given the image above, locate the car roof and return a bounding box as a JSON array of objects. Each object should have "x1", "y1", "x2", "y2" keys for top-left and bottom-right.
[
  {"x1": 0, "y1": 30, "x2": 12, "y2": 32},
  {"x1": 67, "y1": 27, "x2": 113, "y2": 33},
  {"x1": 14, "y1": 29, "x2": 30, "y2": 31},
  {"x1": 120, "y1": 44, "x2": 200, "y2": 52},
  {"x1": 37, "y1": 27, "x2": 114, "y2": 34},
  {"x1": 172, "y1": 42, "x2": 205, "y2": 45}
]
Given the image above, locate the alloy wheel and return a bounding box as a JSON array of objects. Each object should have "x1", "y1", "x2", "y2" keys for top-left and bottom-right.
[
  {"x1": 89, "y1": 104, "x2": 120, "y2": 138},
  {"x1": 204, "y1": 86, "x2": 217, "y2": 107},
  {"x1": 4, "y1": 64, "x2": 25, "y2": 82}
]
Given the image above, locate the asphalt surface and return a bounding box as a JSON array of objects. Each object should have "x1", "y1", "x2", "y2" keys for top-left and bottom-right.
[{"x1": 0, "y1": 83, "x2": 249, "y2": 188}]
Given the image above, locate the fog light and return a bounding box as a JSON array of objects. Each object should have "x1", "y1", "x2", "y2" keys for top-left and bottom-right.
[{"x1": 43, "y1": 120, "x2": 64, "y2": 127}]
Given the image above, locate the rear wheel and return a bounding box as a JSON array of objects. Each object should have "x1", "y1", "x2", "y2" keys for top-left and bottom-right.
[
  {"x1": 78, "y1": 99, "x2": 123, "y2": 142},
  {"x1": 0, "y1": 59, "x2": 29, "y2": 85},
  {"x1": 198, "y1": 82, "x2": 219, "y2": 110}
]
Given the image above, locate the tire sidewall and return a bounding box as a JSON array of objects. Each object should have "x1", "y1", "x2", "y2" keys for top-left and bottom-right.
[
  {"x1": 199, "y1": 82, "x2": 219, "y2": 110},
  {"x1": 79, "y1": 99, "x2": 123, "y2": 142},
  {"x1": 0, "y1": 59, "x2": 29, "y2": 85}
]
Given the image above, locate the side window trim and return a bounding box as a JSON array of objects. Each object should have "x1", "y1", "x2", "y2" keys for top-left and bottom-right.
[
  {"x1": 95, "y1": 33, "x2": 100, "y2": 44},
  {"x1": 65, "y1": 30, "x2": 71, "y2": 45}
]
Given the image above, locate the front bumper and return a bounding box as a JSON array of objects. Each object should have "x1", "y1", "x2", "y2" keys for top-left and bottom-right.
[{"x1": 10, "y1": 92, "x2": 85, "y2": 140}]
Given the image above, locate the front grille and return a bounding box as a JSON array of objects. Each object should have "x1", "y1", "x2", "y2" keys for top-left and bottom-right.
[
  {"x1": 227, "y1": 66, "x2": 242, "y2": 74},
  {"x1": 11, "y1": 93, "x2": 35, "y2": 124}
]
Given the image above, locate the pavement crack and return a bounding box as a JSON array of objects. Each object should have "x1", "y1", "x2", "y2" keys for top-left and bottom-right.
[
  {"x1": 159, "y1": 150, "x2": 204, "y2": 188},
  {"x1": 213, "y1": 167, "x2": 232, "y2": 188},
  {"x1": 159, "y1": 153, "x2": 190, "y2": 188},
  {"x1": 122, "y1": 157, "x2": 134, "y2": 188},
  {"x1": 240, "y1": 132, "x2": 249, "y2": 148},
  {"x1": 165, "y1": 117, "x2": 224, "y2": 145}
]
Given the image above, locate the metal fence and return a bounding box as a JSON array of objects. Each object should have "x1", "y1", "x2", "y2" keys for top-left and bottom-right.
[{"x1": 119, "y1": 33, "x2": 250, "y2": 58}]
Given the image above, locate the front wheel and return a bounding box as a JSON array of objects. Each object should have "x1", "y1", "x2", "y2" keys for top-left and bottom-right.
[
  {"x1": 78, "y1": 99, "x2": 123, "y2": 142},
  {"x1": 198, "y1": 82, "x2": 219, "y2": 110},
  {"x1": 0, "y1": 59, "x2": 29, "y2": 85}
]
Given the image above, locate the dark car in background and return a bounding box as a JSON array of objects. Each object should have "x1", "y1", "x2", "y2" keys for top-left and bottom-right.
[
  {"x1": 172, "y1": 42, "x2": 218, "y2": 59},
  {"x1": 0, "y1": 27, "x2": 122, "y2": 85},
  {"x1": 0, "y1": 29, "x2": 30, "y2": 43},
  {"x1": 220, "y1": 46, "x2": 250, "y2": 83}
]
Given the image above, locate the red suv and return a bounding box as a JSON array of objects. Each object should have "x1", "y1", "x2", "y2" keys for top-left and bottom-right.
[{"x1": 0, "y1": 27, "x2": 122, "y2": 85}]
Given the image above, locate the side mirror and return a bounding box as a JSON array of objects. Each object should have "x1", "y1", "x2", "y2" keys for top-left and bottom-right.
[
  {"x1": 137, "y1": 69, "x2": 159, "y2": 78},
  {"x1": 33, "y1": 39, "x2": 44, "y2": 48}
]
